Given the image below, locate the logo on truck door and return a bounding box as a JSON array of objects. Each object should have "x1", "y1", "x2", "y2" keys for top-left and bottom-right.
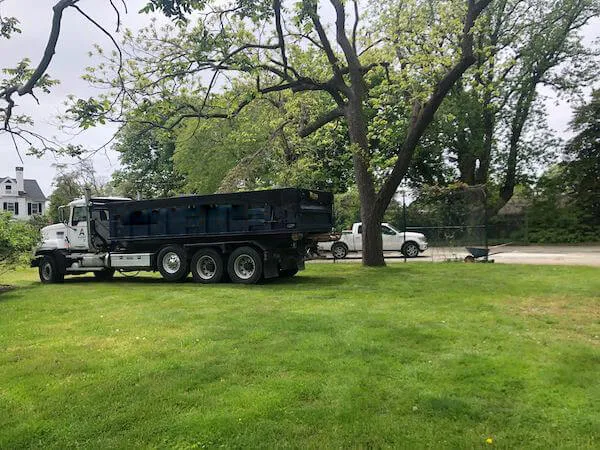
[{"x1": 78, "y1": 229, "x2": 86, "y2": 238}]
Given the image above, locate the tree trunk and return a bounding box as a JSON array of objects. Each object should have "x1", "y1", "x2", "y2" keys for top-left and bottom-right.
[
  {"x1": 345, "y1": 99, "x2": 385, "y2": 267},
  {"x1": 499, "y1": 136, "x2": 518, "y2": 208},
  {"x1": 475, "y1": 107, "x2": 494, "y2": 184},
  {"x1": 360, "y1": 210, "x2": 385, "y2": 266}
]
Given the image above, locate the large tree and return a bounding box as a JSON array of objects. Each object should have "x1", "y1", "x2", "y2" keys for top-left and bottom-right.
[
  {"x1": 562, "y1": 89, "x2": 600, "y2": 227},
  {"x1": 111, "y1": 121, "x2": 185, "y2": 198},
  {"x1": 420, "y1": 0, "x2": 599, "y2": 209},
  {"x1": 70, "y1": 0, "x2": 492, "y2": 266}
]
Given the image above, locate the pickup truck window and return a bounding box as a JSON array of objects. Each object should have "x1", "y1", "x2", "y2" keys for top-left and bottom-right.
[
  {"x1": 381, "y1": 225, "x2": 396, "y2": 235},
  {"x1": 357, "y1": 225, "x2": 362, "y2": 234}
]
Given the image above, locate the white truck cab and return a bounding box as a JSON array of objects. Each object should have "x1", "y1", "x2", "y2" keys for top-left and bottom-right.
[
  {"x1": 32, "y1": 196, "x2": 131, "y2": 283},
  {"x1": 39, "y1": 197, "x2": 129, "y2": 252},
  {"x1": 319, "y1": 222, "x2": 428, "y2": 259}
]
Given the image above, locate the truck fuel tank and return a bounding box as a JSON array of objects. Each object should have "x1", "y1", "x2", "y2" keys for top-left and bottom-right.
[{"x1": 110, "y1": 253, "x2": 153, "y2": 269}]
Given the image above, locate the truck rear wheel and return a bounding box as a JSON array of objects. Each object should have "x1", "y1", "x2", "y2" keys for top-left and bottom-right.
[
  {"x1": 191, "y1": 249, "x2": 224, "y2": 284},
  {"x1": 227, "y1": 246, "x2": 263, "y2": 284},
  {"x1": 157, "y1": 245, "x2": 189, "y2": 282},
  {"x1": 39, "y1": 255, "x2": 64, "y2": 284}
]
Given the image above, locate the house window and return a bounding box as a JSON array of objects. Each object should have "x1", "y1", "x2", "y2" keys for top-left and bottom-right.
[
  {"x1": 5, "y1": 184, "x2": 11, "y2": 192},
  {"x1": 6, "y1": 202, "x2": 15, "y2": 213},
  {"x1": 31, "y1": 203, "x2": 39, "y2": 214}
]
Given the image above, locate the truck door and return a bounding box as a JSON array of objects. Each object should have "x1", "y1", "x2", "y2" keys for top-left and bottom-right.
[
  {"x1": 354, "y1": 224, "x2": 363, "y2": 251},
  {"x1": 381, "y1": 225, "x2": 399, "y2": 251},
  {"x1": 68, "y1": 206, "x2": 89, "y2": 250}
]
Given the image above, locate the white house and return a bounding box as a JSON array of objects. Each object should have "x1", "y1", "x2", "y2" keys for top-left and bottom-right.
[{"x1": 1, "y1": 167, "x2": 47, "y2": 220}]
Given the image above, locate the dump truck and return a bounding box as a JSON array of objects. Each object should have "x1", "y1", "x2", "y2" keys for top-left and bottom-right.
[{"x1": 31, "y1": 188, "x2": 334, "y2": 284}]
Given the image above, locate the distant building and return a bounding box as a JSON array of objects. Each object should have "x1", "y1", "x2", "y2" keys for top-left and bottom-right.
[{"x1": 1, "y1": 167, "x2": 47, "y2": 220}]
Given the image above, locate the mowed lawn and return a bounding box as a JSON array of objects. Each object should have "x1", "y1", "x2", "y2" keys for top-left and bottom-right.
[{"x1": 0, "y1": 264, "x2": 598, "y2": 449}]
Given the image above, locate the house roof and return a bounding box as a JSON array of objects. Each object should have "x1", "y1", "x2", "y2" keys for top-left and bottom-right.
[
  {"x1": 24, "y1": 179, "x2": 47, "y2": 201},
  {"x1": 1, "y1": 177, "x2": 46, "y2": 201}
]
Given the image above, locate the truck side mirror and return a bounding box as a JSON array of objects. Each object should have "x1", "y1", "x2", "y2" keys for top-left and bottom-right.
[{"x1": 58, "y1": 206, "x2": 66, "y2": 224}]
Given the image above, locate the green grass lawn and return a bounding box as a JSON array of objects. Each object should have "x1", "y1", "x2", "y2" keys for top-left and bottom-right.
[{"x1": 1, "y1": 264, "x2": 599, "y2": 449}]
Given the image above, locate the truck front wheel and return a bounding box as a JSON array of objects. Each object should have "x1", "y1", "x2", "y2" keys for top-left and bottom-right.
[
  {"x1": 228, "y1": 246, "x2": 263, "y2": 284},
  {"x1": 401, "y1": 241, "x2": 420, "y2": 258},
  {"x1": 39, "y1": 255, "x2": 64, "y2": 284},
  {"x1": 191, "y1": 249, "x2": 224, "y2": 284},
  {"x1": 157, "y1": 245, "x2": 189, "y2": 282}
]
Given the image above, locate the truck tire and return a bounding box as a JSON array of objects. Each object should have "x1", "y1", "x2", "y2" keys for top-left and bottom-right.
[
  {"x1": 191, "y1": 249, "x2": 224, "y2": 284},
  {"x1": 157, "y1": 245, "x2": 189, "y2": 282},
  {"x1": 331, "y1": 242, "x2": 348, "y2": 259},
  {"x1": 401, "y1": 241, "x2": 420, "y2": 258},
  {"x1": 227, "y1": 246, "x2": 263, "y2": 284},
  {"x1": 94, "y1": 269, "x2": 115, "y2": 281},
  {"x1": 39, "y1": 255, "x2": 64, "y2": 284}
]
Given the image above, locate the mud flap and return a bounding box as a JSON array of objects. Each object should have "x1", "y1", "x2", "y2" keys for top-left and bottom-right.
[{"x1": 263, "y1": 260, "x2": 279, "y2": 279}]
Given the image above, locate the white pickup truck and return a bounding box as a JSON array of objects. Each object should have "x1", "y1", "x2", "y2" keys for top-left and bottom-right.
[{"x1": 319, "y1": 222, "x2": 428, "y2": 259}]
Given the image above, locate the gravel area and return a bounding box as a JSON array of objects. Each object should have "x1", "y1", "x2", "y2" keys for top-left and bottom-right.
[{"x1": 311, "y1": 245, "x2": 600, "y2": 267}]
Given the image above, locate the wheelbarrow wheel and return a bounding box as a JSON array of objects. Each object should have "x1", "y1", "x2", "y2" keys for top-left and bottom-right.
[{"x1": 464, "y1": 255, "x2": 475, "y2": 263}]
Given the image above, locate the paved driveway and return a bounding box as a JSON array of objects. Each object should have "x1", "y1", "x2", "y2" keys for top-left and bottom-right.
[{"x1": 312, "y1": 245, "x2": 600, "y2": 267}]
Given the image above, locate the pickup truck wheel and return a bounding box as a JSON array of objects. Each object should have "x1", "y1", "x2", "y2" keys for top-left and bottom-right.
[
  {"x1": 39, "y1": 256, "x2": 64, "y2": 284},
  {"x1": 228, "y1": 246, "x2": 263, "y2": 284},
  {"x1": 94, "y1": 269, "x2": 115, "y2": 281},
  {"x1": 191, "y1": 249, "x2": 224, "y2": 284},
  {"x1": 331, "y1": 242, "x2": 348, "y2": 259},
  {"x1": 157, "y1": 245, "x2": 189, "y2": 282},
  {"x1": 401, "y1": 241, "x2": 420, "y2": 258}
]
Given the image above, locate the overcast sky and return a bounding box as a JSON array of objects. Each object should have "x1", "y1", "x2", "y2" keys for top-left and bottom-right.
[{"x1": 0, "y1": 0, "x2": 598, "y2": 198}]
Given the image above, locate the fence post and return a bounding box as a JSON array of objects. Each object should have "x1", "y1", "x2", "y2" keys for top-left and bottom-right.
[
  {"x1": 403, "y1": 190, "x2": 407, "y2": 264},
  {"x1": 524, "y1": 211, "x2": 529, "y2": 245}
]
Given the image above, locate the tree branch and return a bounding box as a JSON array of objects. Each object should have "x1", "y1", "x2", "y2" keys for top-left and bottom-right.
[{"x1": 298, "y1": 107, "x2": 344, "y2": 137}]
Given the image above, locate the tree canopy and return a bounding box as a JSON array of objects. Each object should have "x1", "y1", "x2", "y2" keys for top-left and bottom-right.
[{"x1": 69, "y1": 0, "x2": 493, "y2": 265}]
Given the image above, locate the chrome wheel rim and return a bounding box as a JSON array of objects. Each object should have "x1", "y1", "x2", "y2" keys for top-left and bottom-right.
[
  {"x1": 332, "y1": 245, "x2": 345, "y2": 258},
  {"x1": 196, "y1": 255, "x2": 217, "y2": 280},
  {"x1": 234, "y1": 254, "x2": 255, "y2": 280},
  {"x1": 163, "y1": 252, "x2": 181, "y2": 274},
  {"x1": 42, "y1": 263, "x2": 52, "y2": 280},
  {"x1": 406, "y1": 244, "x2": 419, "y2": 257}
]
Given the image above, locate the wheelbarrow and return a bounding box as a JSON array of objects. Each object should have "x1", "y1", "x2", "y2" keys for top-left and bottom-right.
[{"x1": 464, "y1": 243, "x2": 512, "y2": 263}]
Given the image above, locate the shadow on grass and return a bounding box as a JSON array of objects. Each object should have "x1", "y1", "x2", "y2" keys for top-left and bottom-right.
[
  {"x1": 0, "y1": 283, "x2": 38, "y2": 302},
  {"x1": 57, "y1": 273, "x2": 346, "y2": 287}
]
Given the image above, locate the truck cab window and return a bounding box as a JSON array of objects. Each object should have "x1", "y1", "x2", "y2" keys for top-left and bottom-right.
[
  {"x1": 357, "y1": 225, "x2": 362, "y2": 234},
  {"x1": 72, "y1": 206, "x2": 87, "y2": 226},
  {"x1": 381, "y1": 225, "x2": 396, "y2": 235}
]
